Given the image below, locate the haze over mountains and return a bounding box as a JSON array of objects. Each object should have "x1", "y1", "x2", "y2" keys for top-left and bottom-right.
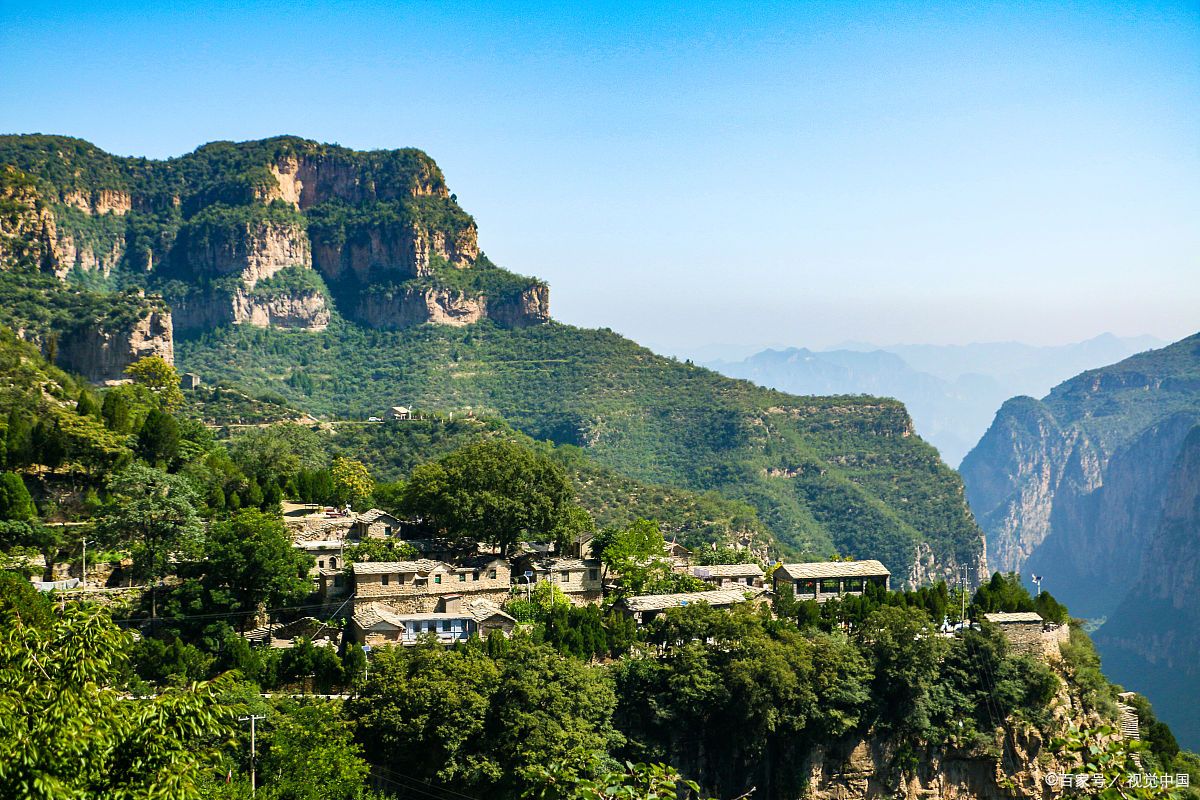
[{"x1": 705, "y1": 334, "x2": 1162, "y2": 466}]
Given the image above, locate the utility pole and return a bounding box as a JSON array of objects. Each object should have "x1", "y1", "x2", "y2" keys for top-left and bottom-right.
[
  {"x1": 81, "y1": 538, "x2": 93, "y2": 589},
  {"x1": 239, "y1": 714, "x2": 266, "y2": 796}
]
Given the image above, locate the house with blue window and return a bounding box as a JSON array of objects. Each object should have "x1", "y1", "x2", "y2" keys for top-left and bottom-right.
[{"x1": 351, "y1": 595, "x2": 517, "y2": 647}]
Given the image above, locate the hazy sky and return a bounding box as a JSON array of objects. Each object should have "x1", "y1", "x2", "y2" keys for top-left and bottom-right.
[{"x1": 2, "y1": 1, "x2": 1197, "y2": 353}]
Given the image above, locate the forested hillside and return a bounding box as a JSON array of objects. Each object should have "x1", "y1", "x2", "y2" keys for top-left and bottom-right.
[{"x1": 0, "y1": 134, "x2": 989, "y2": 581}]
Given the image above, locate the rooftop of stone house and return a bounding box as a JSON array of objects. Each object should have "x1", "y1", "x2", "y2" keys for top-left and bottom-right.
[
  {"x1": 694, "y1": 563, "x2": 763, "y2": 578},
  {"x1": 352, "y1": 559, "x2": 446, "y2": 576},
  {"x1": 775, "y1": 560, "x2": 890, "y2": 580},
  {"x1": 620, "y1": 588, "x2": 751, "y2": 613},
  {"x1": 983, "y1": 611, "x2": 1045, "y2": 624}
]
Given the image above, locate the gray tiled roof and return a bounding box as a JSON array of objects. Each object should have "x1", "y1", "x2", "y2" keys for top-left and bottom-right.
[
  {"x1": 352, "y1": 559, "x2": 446, "y2": 575},
  {"x1": 983, "y1": 612, "x2": 1044, "y2": 624},
  {"x1": 694, "y1": 563, "x2": 763, "y2": 578},
  {"x1": 352, "y1": 599, "x2": 516, "y2": 630},
  {"x1": 621, "y1": 589, "x2": 750, "y2": 613},
  {"x1": 775, "y1": 560, "x2": 890, "y2": 580}
]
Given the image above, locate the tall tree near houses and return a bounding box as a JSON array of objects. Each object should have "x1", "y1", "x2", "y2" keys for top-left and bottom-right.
[
  {"x1": 402, "y1": 439, "x2": 583, "y2": 557},
  {"x1": 97, "y1": 464, "x2": 203, "y2": 618},
  {"x1": 201, "y1": 509, "x2": 313, "y2": 630}
]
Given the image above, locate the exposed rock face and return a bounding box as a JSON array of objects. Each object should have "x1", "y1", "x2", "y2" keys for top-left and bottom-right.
[
  {"x1": 62, "y1": 188, "x2": 132, "y2": 216},
  {"x1": 180, "y1": 219, "x2": 310, "y2": 287},
  {"x1": 488, "y1": 284, "x2": 551, "y2": 328},
  {"x1": 233, "y1": 290, "x2": 330, "y2": 330},
  {"x1": 57, "y1": 308, "x2": 174, "y2": 384},
  {"x1": 354, "y1": 287, "x2": 484, "y2": 329},
  {"x1": 961, "y1": 397, "x2": 1101, "y2": 574},
  {"x1": 907, "y1": 540, "x2": 988, "y2": 589},
  {"x1": 172, "y1": 288, "x2": 330, "y2": 333},
  {"x1": 1095, "y1": 425, "x2": 1200, "y2": 748}
]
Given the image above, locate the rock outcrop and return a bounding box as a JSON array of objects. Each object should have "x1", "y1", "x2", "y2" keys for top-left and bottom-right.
[
  {"x1": 57, "y1": 307, "x2": 174, "y2": 384},
  {"x1": 172, "y1": 287, "x2": 330, "y2": 333},
  {"x1": 177, "y1": 218, "x2": 311, "y2": 287}
]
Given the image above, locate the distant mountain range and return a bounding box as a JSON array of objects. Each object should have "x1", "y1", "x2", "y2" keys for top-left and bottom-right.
[{"x1": 705, "y1": 334, "x2": 1163, "y2": 466}]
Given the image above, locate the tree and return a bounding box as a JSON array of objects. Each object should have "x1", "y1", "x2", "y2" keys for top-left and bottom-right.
[
  {"x1": 331, "y1": 457, "x2": 374, "y2": 509},
  {"x1": 0, "y1": 603, "x2": 236, "y2": 799},
  {"x1": 343, "y1": 537, "x2": 417, "y2": 563},
  {"x1": 593, "y1": 519, "x2": 675, "y2": 596},
  {"x1": 0, "y1": 520, "x2": 65, "y2": 581},
  {"x1": 75, "y1": 389, "x2": 101, "y2": 419},
  {"x1": 4, "y1": 410, "x2": 34, "y2": 469},
  {"x1": 97, "y1": 464, "x2": 203, "y2": 601},
  {"x1": 0, "y1": 472, "x2": 35, "y2": 520},
  {"x1": 402, "y1": 440, "x2": 576, "y2": 556},
  {"x1": 256, "y1": 703, "x2": 371, "y2": 800},
  {"x1": 125, "y1": 355, "x2": 184, "y2": 410},
  {"x1": 101, "y1": 389, "x2": 132, "y2": 433},
  {"x1": 136, "y1": 407, "x2": 181, "y2": 466},
  {"x1": 201, "y1": 509, "x2": 313, "y2": 627}
]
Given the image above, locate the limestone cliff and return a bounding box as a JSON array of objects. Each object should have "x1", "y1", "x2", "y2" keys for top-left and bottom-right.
[
  {"x1": 57, "y1": 305, "x2": 174, "y2": 384},
  {"x1": 0, "y1": 135, "x2": 547, "y2": 337},
  {"x1": 175, "y1": 215, "x2": 311, "y2": 287},
  {"x1": 172, "y1": 287, "x2": 330, "y2": 333},
  {"x1": 1095, "y1": 424, "x2": 1200, "y2": 748}
]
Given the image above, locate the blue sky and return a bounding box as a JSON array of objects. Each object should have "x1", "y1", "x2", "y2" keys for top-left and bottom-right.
[{"x1": 2, "y1": 1, "x2": 1197, "y2": 353}]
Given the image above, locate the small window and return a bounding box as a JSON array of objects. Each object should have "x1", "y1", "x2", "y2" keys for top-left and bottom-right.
[
  {"x1": 588, "y1": 569, "x2": 599, "y2": 581},
  {"x1": 319, "y1": 559, "x2": 325, "y2": 568},
  {"x1": 441, "y1": 620, "x2": 450, "y2": 632},
  {"x1": 488, "y1": 569, "x2": 496, "y2": 579},
  {"x1": 472, "y1": 572, "x2": 479, "y2": 581},
  {"x1": 329, "y1": 557, "x2": 338, "y2": 569},
  {"x1": 434, "y1": 575, "x2": 442, "y2": 584},
  {"x1": 384, "y1": 526, "x2": 393, "y2": 536},
  {"x1": 560, "y1": 570, "x2": 570, "y2": 582},
  {"x1": 382, "y1": 574, "x2": 390, "y2": 586},
  {"x1": 459, "y1": 573, "x2": 466, "y2": 582}
]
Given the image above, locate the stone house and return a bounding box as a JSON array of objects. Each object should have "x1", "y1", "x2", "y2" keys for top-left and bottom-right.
[
  {"x1": 296, "y1": 540, "x2": 345, "y2": 574},
  {"x1": 351, "y1": 595, "x2": 516, "y2": 647},
  {"x1": 387, "y1": 406, "x2": 412, "y2": 420},
  {"x1": 350, "y1": 558, "x2": 512, "y2": 613},
  {"x1": 350, "y1": 508, "x2": 403, "y2": 540},
  {"x1": 693, "y1": 562, "x2": 764, "y2": 588},
  {"x1": 663, "y1": 541, "x2": 692, "y2": 572},
  {"x1": 982, "y1": 611, "x2": 1070, "y2": 659},
  {"x1": 513, "y1": 555, "x2": 604, "y2": 604},
  {"x1": 773, "y1": 560, "x2": 890, "y2": 602},
  {"x1": 614, "y1": 588, "x2": 751, "y2": 625}
]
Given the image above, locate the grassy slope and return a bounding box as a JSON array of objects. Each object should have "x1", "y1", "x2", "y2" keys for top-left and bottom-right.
[{"x1": 177, "y1": 319, "x2": 983, "y2": 573}]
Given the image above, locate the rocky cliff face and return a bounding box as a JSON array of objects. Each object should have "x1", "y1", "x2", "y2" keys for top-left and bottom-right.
[
  {"x1": 178, "y1": 218, "x2": 310, "y2": 287},
  {"x1": 0, "y1": 136, "x2": 547, "y2": 339},
  {"x1": 961, "y1": 397, "x2": 1101, "y2": 574},
  {"x1": 311, "y1": 220, "x2": 478, "y2": 284},
  {"x1": 172, "y1": 288, "x2": 330, "y2": 334},
  {"x1": 57, "y1": 307, "x2": 174, "y2": 384},
  {"x1": 1094, "y1": 424, "x2": 1200, "y2": 748},
  {"x1": 960, "y1": 333, "x2": 1200, "y2": 748}
]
